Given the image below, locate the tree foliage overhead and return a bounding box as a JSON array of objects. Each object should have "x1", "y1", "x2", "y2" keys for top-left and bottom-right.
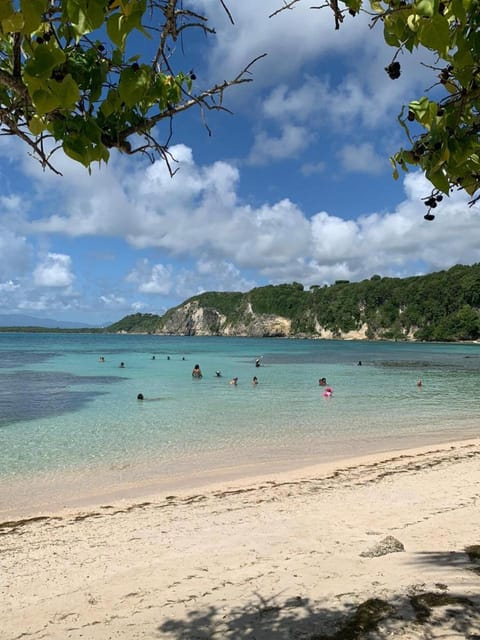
[
  {"x1": 0, "y1": 0, "x2": 261, "y2": 172},
  {"x1": 274, "y1": 0, "x2": 480, "y2": 216},
  {"x1": 1, "y1": 0, "x2": 479, "y2": 216}
]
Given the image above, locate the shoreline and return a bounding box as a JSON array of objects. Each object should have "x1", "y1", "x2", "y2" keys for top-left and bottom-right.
[
  {"x1": 2, "y1": 437, "x2": 480, "y2": 639},
  {"x1": 1, "y1": 428, "x2": 480, "y2": 520}
]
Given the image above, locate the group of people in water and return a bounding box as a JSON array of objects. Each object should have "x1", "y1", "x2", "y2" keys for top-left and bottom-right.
[
  {"x1": 99, "y1": 354, "x2": 336, "y2": 399},
  {"x1": 318, "y1": 377, "x2": 333, "y2": 397},
  {"x1": 191, "y1": 361, "x2": 260, "y2": 387},
  {"x1": 101, "y1": 354, "x2": 423, "y2": 401}
]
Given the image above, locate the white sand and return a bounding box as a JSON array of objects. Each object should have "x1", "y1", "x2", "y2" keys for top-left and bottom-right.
[{"x1": 1, "y1": 439, "x2": 480, "y2": 639}]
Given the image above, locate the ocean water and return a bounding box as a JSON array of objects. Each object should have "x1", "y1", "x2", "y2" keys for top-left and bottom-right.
[{"x1": 0, "y1": 333, "x2": 479, "y2": 489}]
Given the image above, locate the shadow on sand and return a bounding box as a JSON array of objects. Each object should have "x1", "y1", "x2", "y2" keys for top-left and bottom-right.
[{"x1": 157, "y1": 549, "x2": 480, "y2": 639}]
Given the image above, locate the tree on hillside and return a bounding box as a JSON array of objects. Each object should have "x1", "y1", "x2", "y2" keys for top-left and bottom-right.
[
  {"x1": 272, "y1": 0, "x2": 480, "y2": 218},
  {"x1": 0, "y1": 0, "x2": 263, "y2": 173}
]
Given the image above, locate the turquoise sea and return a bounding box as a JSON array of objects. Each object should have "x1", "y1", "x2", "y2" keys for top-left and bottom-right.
[{"x1": 0, "y1": 333, "x2": 479, "y2": 510}]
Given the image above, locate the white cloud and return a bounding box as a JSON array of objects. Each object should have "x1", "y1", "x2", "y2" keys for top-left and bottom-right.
[
  {"x1": 338, "y1": 142, "x2": 386, "y2": 175},
  {"x1": 22, "y1": 146, "x2": 480, "y2": 293},
  {"x1": 33, "y1": 253, "x2": 75, "y2": 287},
  {"x1": 99, "y1": 294, "x2": 127, "y2": 307},
  {"x1": 0, "y1": 229, "x2": 31, "y2": 276},
  {"x1": 0, "y1": 280, "x2": 20, "y2": 292},
  {"x1": 127, "y1": 261, "x2": 174, "y2": 295},
  {"x1": 248, "y1": 124, "x2": 309, "y2": 165},
  {"x1": 127, "y1": 258, "x2": 257, "y2": 302},
  {"x1": 192, "y1": 0, "x2": 369, "y2": 86},
  {"x1": 301, "y1": 161, "x2": 326, "y2": 176}
]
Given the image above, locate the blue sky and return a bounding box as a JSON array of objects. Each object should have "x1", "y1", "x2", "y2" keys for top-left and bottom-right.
[{"x1": 1, "y1": 0, "x2": 479, "y2": 326}]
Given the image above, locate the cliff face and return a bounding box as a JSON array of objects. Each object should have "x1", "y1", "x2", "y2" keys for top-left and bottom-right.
[
  {"x1": 157, "y1": 300, "x2": 292, "y2": 337},
  {"x1": 108, "y1": 264, "x2": 480, "y2": 342},
  {"x1": 156, "y1": 301, "x2": 391, "y2": 339}
]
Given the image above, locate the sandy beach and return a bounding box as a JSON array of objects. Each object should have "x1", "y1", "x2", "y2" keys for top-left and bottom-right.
[{"x1": 2, "y1": 439, "x2": 480, "y2": 639}]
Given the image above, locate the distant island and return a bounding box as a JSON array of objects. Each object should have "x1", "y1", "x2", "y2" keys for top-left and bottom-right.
[
  {"x1": 107, "y1": 263, "x2": 480, "y2": 342},
  {"x1": 0, "y1": 313, "x2": 96, "y2": 331}
]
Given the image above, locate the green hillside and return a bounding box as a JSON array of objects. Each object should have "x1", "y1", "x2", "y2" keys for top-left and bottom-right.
[{"x1": 108, "y1": 263, "x2": 480, "y2": 341}]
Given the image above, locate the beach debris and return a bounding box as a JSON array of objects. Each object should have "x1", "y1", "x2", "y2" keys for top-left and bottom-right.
[
  {"x1": 410, "y1": 591, "x2": 476, "y2": 623},
  {"x1": 360, "y1": 535, "x2": 405, "y2": 557}
]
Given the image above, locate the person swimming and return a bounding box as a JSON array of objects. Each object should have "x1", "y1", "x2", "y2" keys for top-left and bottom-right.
[
  {"x1": 252, "y1": 376, "x2": 258, "y2": 385},
  {"x1": 230, "y1": 377, "x2": 238, "y2": 385},
  {"x1": 192, "y1": 364, "x2": 203, "y2": 378},
  {"x1": 137, "y1": 393, "x2": 162, "y2": 401},
  {"x1": 319, "y1": 377, "x2": 327, "y2": 386},
  {"x1": 215, "y1": 370, "x2": 222, "y2": 377},
  {"x1": 322, "y1": 386, "x2": 333, "y2": 398}
]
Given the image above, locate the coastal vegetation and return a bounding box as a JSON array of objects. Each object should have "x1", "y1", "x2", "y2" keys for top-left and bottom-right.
[
  {"x1": 0, "y1": 1, "x2": 479, "y2": 210},
  {"x1": 108, "y1": 263, "x2": 480, "y2": 341},
  {"x1": 0, "y1": 1, "x2": 259, "y2": 173}
]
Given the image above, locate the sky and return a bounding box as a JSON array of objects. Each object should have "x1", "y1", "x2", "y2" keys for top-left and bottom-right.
[{"x1": 1, "y1": 0, "x2": 479, "y2": 326}]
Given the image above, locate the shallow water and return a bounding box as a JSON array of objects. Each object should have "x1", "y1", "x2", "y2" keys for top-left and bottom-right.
[{"x1": 0, "y1": 333, "x2": 478, "y2": 488}]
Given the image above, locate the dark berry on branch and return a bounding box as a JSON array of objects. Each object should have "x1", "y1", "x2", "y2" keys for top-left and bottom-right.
[
  {"x1": 385, "y1": 61, "x2": 401, "y2": 79},
  {"x1": 424, "y1": 213, "x2": 435, "y2": 221},
  {"x1": 349, "y1": 9, "x2": 356, "y2": 16},
  {"x1": 436, "y1": 195, "x2": 443, "y2": 202},
  {"x1": 131, "y1": 63, "x2": 139, "y2": 72},
  {"x1": 36, "y1": 36, "x2": 44, "y2": 44},
  {"x1": 407, "y1": 110, "x2": 415, "y2": 121}
]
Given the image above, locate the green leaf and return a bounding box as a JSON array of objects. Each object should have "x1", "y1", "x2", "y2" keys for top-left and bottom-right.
[
  {"x1": 100, "y1": 88, "x2": 122, "y2": 117},
  {"x1": 418, "y1": 15, "x2": 450, "y2": 55},
  {"x1": 63, "y1": 134, "x2": 89, "y2": 165},
  {"x1": 0, "y1": 1, "x2": 14, "y2": 23},
  {"x1": 384, "y1": 23, "x2": 400, "y2": 47},
  {"x1": 111, "y1": 48, "x2": 123, "y2": 66},
  {"x1": 31, "y1": 88, "x2": 60, "y2": 114},
  {"x1": 407, "y1": 13, "x2": 421, "y2": 32},
  {"x1": 416, "y1": 0, "x2": 435, "y2": 18},
  {"x1": 370, "y1": 1, "x2": 384, "y2": 13},
  {"x1": 64, "y1": 0, "x2": 106, "y2": 36},
  {"x1": 28, "y1": 114, "x2": 47, "y2": 135},
  {"x1": 47, "y1": 74, "x2": 80, "y2": 109},
  {"x1": 426, "y1": 168, "x2": 450, "y2": 193},
  {"x1": 24, "y1": 43, "x2": 66, "y2": 79},
  {"x1": 20, "y1": 0, "x2": 48, "y2": 33},
  {"x1": 106, "y1": 13, "x2": 128, "y2": 50},
  {"x1": 118, "y1": 65, "x2": 151, "y2": 107},
  {"x1": 450, "y1": 0, "x2": 467, "y2": 22},
  {"x1": 2, "y1": 11, "x2": 23, "y2": 32}
]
